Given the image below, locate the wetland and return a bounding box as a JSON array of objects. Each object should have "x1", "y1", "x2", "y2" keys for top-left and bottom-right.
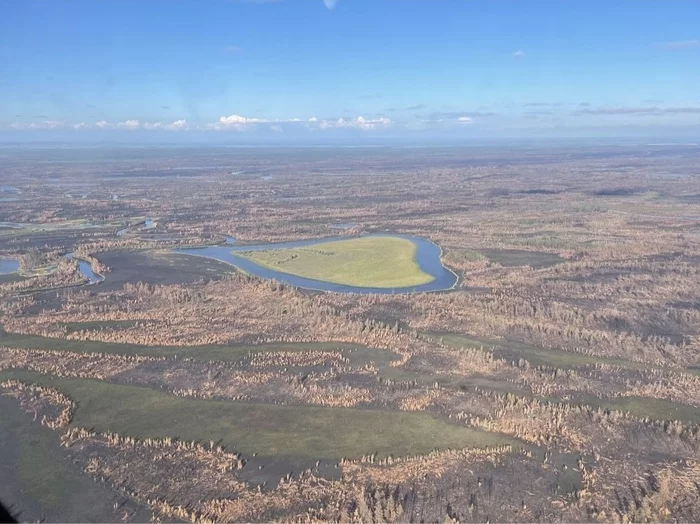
[{"x1": 4, "y1": 144, "x2": 700, "y2": 522}]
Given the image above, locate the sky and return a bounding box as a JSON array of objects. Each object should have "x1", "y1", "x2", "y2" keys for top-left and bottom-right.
[{"x1": 1, "y1": 0, "x2": 700, "y2": 142}]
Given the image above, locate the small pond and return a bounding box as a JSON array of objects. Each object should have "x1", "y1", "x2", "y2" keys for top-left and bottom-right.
[{"x1": 0, "y1": 258, "x2": 20, "y2": 275}]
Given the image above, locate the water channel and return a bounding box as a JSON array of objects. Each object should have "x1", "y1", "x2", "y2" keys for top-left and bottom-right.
[{"x1": 173, "y1": 234, "x2": 458, "y2": 294}]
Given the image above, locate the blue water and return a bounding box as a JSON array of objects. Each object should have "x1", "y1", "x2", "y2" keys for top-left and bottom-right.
[
  {"x1": 0, "y1": 254, "x2": 103, "y2": 282},
  {"x1": 173, "y1": 234, "x2": 458, "y2": 294},
  {"x1": 0, "y1": 258, "x2": 19, "y2": 275},
  {"x1": 64, "y1": 253, "x2": 104, "y2": 284},
  {"x1": 117, "y1": 218, "x2": 154, "y2": 237}
]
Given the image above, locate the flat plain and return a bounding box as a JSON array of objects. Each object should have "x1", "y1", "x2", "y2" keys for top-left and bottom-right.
[
  {"x1": 3, "y1": 144, "x2": 700, "y2": 522},
  {"x1": 237, "y1": 235, "x2": 435, "y2": 287}
]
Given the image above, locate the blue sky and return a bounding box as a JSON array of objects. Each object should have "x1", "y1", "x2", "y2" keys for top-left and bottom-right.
[{"x1": 1, "y1": 0, "x2": 699, "y2": 141}]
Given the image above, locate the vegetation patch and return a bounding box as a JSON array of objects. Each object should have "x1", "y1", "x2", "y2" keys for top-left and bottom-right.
[
  {"x1": 445, "y1": 247, "x2": 564, "y2": 269},
  {"x1": 237, "y1": 236, "x2": 434, "y2": 288},
  {"x1": 0, "y1": 396, "x2": 149, "y2": 522},
  {"x1": 0, "y1": 327, "x2": 393, "y2": 367},
  {"x1": 477, "y1": 248, "x2": 565, "y2": 268},
  {"x1": 575, "y1": 394, "x2": 700, "y2": 424},
  {"x1": 429, "y1": 332, "x2": 649, "y2": 371},
  {"x1": 429, "y1": 332, "x2": 699, "y2": 378},
  {"x1": 0, "y1": 370, "x2": 516, "y2": 461},
  {"x1": 0, "y1": 217, "x2": 143, "y2": 237}
]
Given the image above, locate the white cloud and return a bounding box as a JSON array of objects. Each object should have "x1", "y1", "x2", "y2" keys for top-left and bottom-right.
[
  {"x1": 317, "y1": 116, "x2": 391, "y2": 130},
  {"x1": 9, "y1": 119, "x2": 188, "y2": 131},
  {"x1": 223, "y1": 45, "x2": 244, "y2": 55},
  {"x1": 209, "y1": 113, "x2": 390, "y2": 131},
  {"x1": 422, "y1": 111, "x2": 494, "y2": 124},
  {"x1": 204, "y1": 114, "x2": 263, "y2": 130},
  {"x1": 214, "y1": 114, "x2": 267, "y2": 129},
  {"x1": 166, "y1": 119, "x2": 188, "y2": 131},
  {"x1": 142, "y1": 120, "x2": 188, "y2": 131},
  {"x1": 117, "y1": 119, "x2": 141, "y2": 130},
  {"x1": 10, "y1": 120, "x2": 65, "y2": 129},
  {"x1": 7, "y1": 114, "x2": 392, "y2": 133},
  {"x1": 512, "y1": 50, "x2": 526, "y2": 58},
  {"x1": 323, "y1": 0, "x2": 337, "y2": 9},
  {"x1": 574, "y1": 105, "x2": 700, "y2": 116}
]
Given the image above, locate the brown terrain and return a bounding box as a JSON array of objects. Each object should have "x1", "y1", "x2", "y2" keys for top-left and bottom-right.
[{"x1": 2, "y1": 144, "x2": 700, "y2": 522}]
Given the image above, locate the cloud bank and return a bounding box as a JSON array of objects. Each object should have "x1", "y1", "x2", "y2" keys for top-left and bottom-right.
[
  {"x1": 7, "y1": 114, "x2": 392, "y2": 133},
  {"x1": 573, "y1": 106, "x2": 700, "y2": 116}
]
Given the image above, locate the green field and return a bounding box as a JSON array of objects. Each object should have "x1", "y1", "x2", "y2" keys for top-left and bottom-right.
[
  {"x1": 572, "y1": 394, "x2": 700, "y2": 424},
  {"x1": 420, "y1": 332, "x2": 700, "y2": 422},
  {"x1": 0, "y1": 370, "x2": 516, "y2": 462},
  {"x1": 428, "y1": 331, "x2": 673, "y2": 373},
  {"x1": 0, "y1": 327, "x2": 396, "y2": 368},
  {"x1": 237, "y1": 236, "x2": 435, "y2": 288},
  {"x1": 0, "y1": 396, "x2": 151, "y2": 522},
  {"x1": 0, "y1": 217, "x2": 145, "y2": 237},
  {"x1": 434, "y1": 331, "x2": 700, "y2": 379},
  {"x1": 445, "y1": 247, "x2": 564, "y2": 269}
]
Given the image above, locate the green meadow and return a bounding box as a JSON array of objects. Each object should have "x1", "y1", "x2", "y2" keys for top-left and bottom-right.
[
  {"x1": 0, "y1": 370, "x2": 515, "y2": 461},
  {"x1": 237, "y1": 236, "x2": 434, "y2": 288}
]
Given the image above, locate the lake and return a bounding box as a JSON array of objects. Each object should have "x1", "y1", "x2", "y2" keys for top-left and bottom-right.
[
  {"x1": 0, "y1": 258, "x2": 19, "y2": 275},
  {"x1": 173, "y1": 234, "x2": 458, "y2": 294}
]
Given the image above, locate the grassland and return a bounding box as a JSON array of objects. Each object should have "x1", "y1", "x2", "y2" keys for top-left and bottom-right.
[
  {"x1": 0, "y1": 327, "x2": 395, "y2": 367},
  {"x1": 0, "y1": 217, "x2": 144, "y2": 237},
  {"x1": 428, "y1": 332, "x2": 651, "y2": 371},
  {"x1": 7, "y1": 146, "x2": 700, "y2": 521},
  {"x1": 0, "y1": 396, "x2": 150, "y2": 522},
  {"x1": 0, "y1": 370, "x2": 516, "y2": 461},
  {"x1": 422, "y1": 332, "x2": 700, "y2": 422},
  {"x1": 575, "y1": 394, "x2": 700, "y2": 424},
  {"x1": 445, "y1": 247, "x2": 564, "y2": 269},
  {"x1": 237, "y1": 236, "x2": 434, "y2": 288}
]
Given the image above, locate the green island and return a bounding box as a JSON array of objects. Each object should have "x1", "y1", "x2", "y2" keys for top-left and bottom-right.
[{"x1": 236, "y1": 235, "x2": 434, "y2": 288}]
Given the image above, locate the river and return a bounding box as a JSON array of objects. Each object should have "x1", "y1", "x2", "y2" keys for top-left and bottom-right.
[
  {"x1": 116, "y1": 218, "x2": 155, "y2": 237},
  {"x1": 173, "y1": 234, "x2": 458, "y2": 294},
  {"x1": 64, "y1": 253, "x2": 104, "y2": 284}
]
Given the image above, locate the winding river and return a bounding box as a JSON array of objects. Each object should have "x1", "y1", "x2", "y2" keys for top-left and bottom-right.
[
  {"x1": 64, "y1": 254, "x2": 104, "y2": 284},
  {"x1": 0, "y1": 254, "x2": 102, "y2": 284},
  {"x1": 173, "y1": 234, "x2": 458, "y2": 294},
  {"x1": 116, "y1": 218, "x2": 155, "y2": 237},
  {"x1": 3, "y1": 223, "x2": 456, "y2": 294}
]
